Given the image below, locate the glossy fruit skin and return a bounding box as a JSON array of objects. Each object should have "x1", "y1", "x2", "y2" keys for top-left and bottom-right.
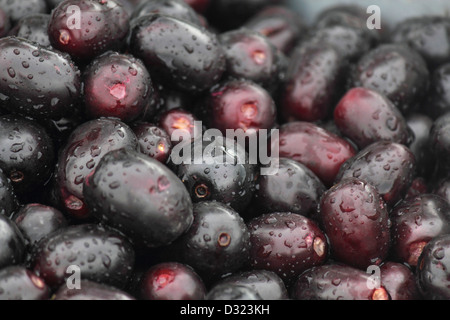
[
  {"x1": 252, "y1": 158, "x2": 326, "y2": 218},
  {"x1": 391, "y1": 17, "x2": 450, "y2": 70},
  {"x1": 158, "y1": 108, "x2": 198, "y2": 146},
  {"x1": 380, "y1": 262, "x2": 420, "y2": 300},
  {"x1": 0, "y1": 37, "x2": 81, "y2": 120},
  {"x1": 48, "y1": 0, "x2": 130, "y2": 61},
  {"x1": 56, "y1": 118, "x2": 138, "y2": 219},
  {"x1": 248, "y1": 212, "x2": 328, "y2": 284},
  {"x1": 0, "y1": 214, "x2": 26, "y2": 270},
  {"x1": 291, "y1": 264, "x2": 390, "y2": 300},
  {"x1": 83, "y1": 149, "x2": 194, "y2": 248},
  {"x1": 0, "y1": 7, "x2": 11, "y2": 38},
  {"x1": 30, "y1": 224, "x2": 135, "y2": 289},
  {"x1": 140, "y1": 262, "x2": 206, "y2": 300},
  {"x1": 168, "y1": 201, "x2": 251, "y2": 282},
  {"x1": 53, "y1": 280, "x2": 136, "y2": 300},
  {"x1": 214, "y1": 269, "x2": 288, "y2": 300},
  {"x1": 406, "y1": 113, "x2": 434, "y2": 177},
  {"x1": 132, "y1": 123, "x2": 172, "y2": 163},
  {"x1": 169, "y1": 137, "x2": 258, "y2": 212},
  {"x1": 406, "y1": 177, "x2": 429, "y2": 200},
  {"x1": 306, "y1": 24, "x2": 372, "y2": 62},
  {"x1": 8, "y1": 14, "x2": 51, "y2": 48},
  {"x1": 0, "y1": 0, "x2": 47, "y2": 24},
  {"x1": 243, "y1": 5, "x2": 304, "y2": 54},
  {"x1": 0, "y1": 266, "x2": 50, "y2": 300},
  {"x1": 0, "y1": 115, "x2": 55, "y2": 195},
  {"x1": 206, "y1": 283, "x2": 262, "y2": 300},
  {"x1": 426, "y1": 64, "x2": 450, "y2": 119},
  {"x1": 348, "y1": 44, "x2": 429, "y2": 114},
  {"x1": 430, "y1": 113, "x2": 450, "y2": 173},
  {"x1": 280, "y1": 42, "x2": 345, "y2": 123},
  {"x1": 391, "y1": 194, "x2": 450, "y2": 267},
  {"x1": 416, "y1": 234, "x2": 450, "y2": 299},
  {"x1": 336, "y1": 141, "x2": 416, "y2": 207},
  {"x1": 205, "y1": 79, "x2": 276, "y2": 135},
  {"x1": 334, "y1": 88, "x2": 411, "y2": 149},
  {"x1": 0, "y1": 170, "x2": 18, "y2": 218},
  {"x1": 132, "y1": 0, "x2": 202, "y2": 26},
  {"x1": 130, "y1": 14, "x2": 225, "y2": 93},
  {"x1": 319, "y1": 178, "x2": 390, "y2": 269},
  {"x1": 273, "y1": 122, "x2": 356, "y2": 187},
  {"x1": 83, "y1": 51, "x2": 154, "y2": 122},
  {"x1": 219, "y1": 29, "x2": 286, "y2": 92},
  {"x1": 12, "y1": 204, "x2": 68, "y2": 245}
]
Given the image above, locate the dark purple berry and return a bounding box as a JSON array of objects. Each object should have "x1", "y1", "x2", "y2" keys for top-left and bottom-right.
[
  {"x1": 319, "y1": 178, "x2": 391, "y2": 269},
  {"x1": 417, "y1": 234, "x2": 450, "y2": 300},
  {"x1": 391, "y1": 194, "x2": 450, "y2": 267},
  {"x1": 140, "y1": 262, "x2": 206, "y2": 300},
  {"x1": 348, "y1": 44, "x2": 429, "y2": 114},
  {"x1": 132, "y1": 0, "x2": 202, "y2": 26},
  {"x1": 130, "y1": 14, "x2": 225, "y2": 93},
  {"x1": 248, "y1": 212, "x2": 328, "y2": 284},
  {"x1": 56, "y1": 118, "x2": 138, "y2": 219},
  {"x1": 83, "y1": 51, "x2": 154, "y2": 122},
  {"x1": 291, "y1": 264, "x2": 390, "y2": 300},
  {"x1": 83, "y1": 148, "x2": 194, "y2": 248},
  {"x1": 158, "y1": 108, "x2": 198, "y2": 146},
  {"x1": 334, "y1": 87, "x2": 411, "y2": 149},
  {"x1": 0, "y1": 214, "x2": 26, "y2": 269},
  {"x1": 206, "y1": 283, "x2": 262, "y2": 300},
  {"x1": 380, "y1": 262, "x2": 420, "y2": 300},
  {"x1": 0, "y1": 266, "x2": 50, "y2": 300},
  {"x1": 48, "y1": 0, "x2": 130, "y2": 61},
  {"x1": 8, "y1": 14, "x2": 52, "y2": 48},
  {"x1": 280, "y1": 42, "x2": 346, "y2": 122},
  {"x1": 336, "y1": 141, "x2": 416, "y2": 207},
  {"x1": 0, "y1": 115, "x2": 55, "y2": 195},
  {"x1": 12, "y1": 204, "x2": 68, "y2": 245},
  {"x1": 132, "y1": 123, "x2": 173, "y2": 163},
  {"x1": 30, "y1": 224, "x2": 135, "y2": 289},
  {"x1": 214, "y1": 269, "x2": 288, "y2": 300},
  {"x1": 406, "y1": 113, "x2": 434, "y2": 177},
  {"x1": 0, "y1": 37, "x2": 81, "y2": 119}
]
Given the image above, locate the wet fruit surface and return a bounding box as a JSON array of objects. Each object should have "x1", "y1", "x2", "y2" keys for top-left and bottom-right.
[
  {"x1": 0, "y1": 214, "x2": 25, "y2": 270},
  {"x1": 248, "y1": 212, "x2": 328, "y2": 284},
  {"x1": 83, "y1": 149, "x2": 194, "y2": 248},
  {"x1": 319, "y1": 178, "x2": 391, "y2": 269},
  {"x1": 380, "y1": 262, "x2": 420, "y2": 300},
  {"x1": 0, "y1": 266, "x2": 50, "y2": 300},
  {"x1": 0, "y1": 37, "x2": 81, "y2": 119},
  {"x1": 132, "y1": 123, "x2": 172, "y2": 163},
  {"x1": 30, "y1": 224, "x2": 135, "y2": 289},
  {"x1": 53, "y1": 280, "x2": 136, "y2": 300}
]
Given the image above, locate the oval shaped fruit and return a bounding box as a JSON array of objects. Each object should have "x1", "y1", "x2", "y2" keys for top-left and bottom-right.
[
  {"x1": 348, "y1": 44, "x2": 429, "y2": 114},
  {"x1": 53, "y1": 280, "x2": 136, "y2": 300},
  {"x1": 12, "y1": 204, "x2": 68, "y2": 245},
  {"x1": 140, "y1": 262, "x2": 206, "y2": 300},
  {"x1": 168, "y1": 201, "x2": 251, "y2": 282},
  {"x1": 214, "y1": 269, "x2": 288, "y2": 300},
  {"x1": 291, "y1": 264, "x2": 390, "y2": 300},
  {"x1": 406, "y1": 113, "x2": 434, "y2": 177},
  {"x1": 130, "y1": 14, "x2": 225, "y2": 93},
  {"x1": 280, "y1": 42, "x2": 345, "y2": 122},
  {"x1": 319, "y1": 178, "x2": 391, "y2": 269},
  {"x1": 169, "y1": 136, "x2": 258, "y2": 212},
  {"x1": 9, "y1": 14, "x2": 52, "y2": 48},
  {"x1": 273, "y1": 121, "x2": 356, "y2": 186},
  {"x1": 0, "y1": 214, "x2": 25, "y2": 270},
  {"x1": 417, "y1": 234, "x2": 450, "y2": 300},
  {"x1": 83, "y1": 148, "x2": 194, "y2": 248},
  {"x1": 336, "y1": 141, "x2": 416, "y2": 207},
  {"x1": 83, "y1": 51, "x2": 154, "y2": 122},
  {"x1": 380, "y1": 262, "x2": 420, "y2": 300},
  {"x1": 0, "y1": 266, "x2": 50, "y2": 300},
  {"x1": 391, "y1": 194, "x2": 450, "y2": 267},
  {"x1": 132, "y1": 123, "x2": 172, "y2": 163},
  {"x1": 30, "y1": 224, "x2": 135, "y2": 289},
  {"x1": 48, "y1": 0, "x2": 130, "y2": 61},
  {"x1": 252, "y1": 158, "x2": 326, "y2": 218},
  {"x1": 248, "y1": 212, "x2": 328, "y2": 284},
  {"x1": 0, "y1": 115, "x2": 55, "y2": 195},
  {"x1": 56, "y1": 118, "x2": 138, "y2": 219},
  {"x1": 0, "y1": 37, "x2": 81, "y2": 119},
  {"x1": 334, "y1": 87, "x2": 411, "y2": 149}
]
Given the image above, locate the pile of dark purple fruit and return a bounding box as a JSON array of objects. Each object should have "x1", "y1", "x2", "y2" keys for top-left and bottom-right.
[{"x1": 0, "y1": 0, "x2": 450, "y2": 301}]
